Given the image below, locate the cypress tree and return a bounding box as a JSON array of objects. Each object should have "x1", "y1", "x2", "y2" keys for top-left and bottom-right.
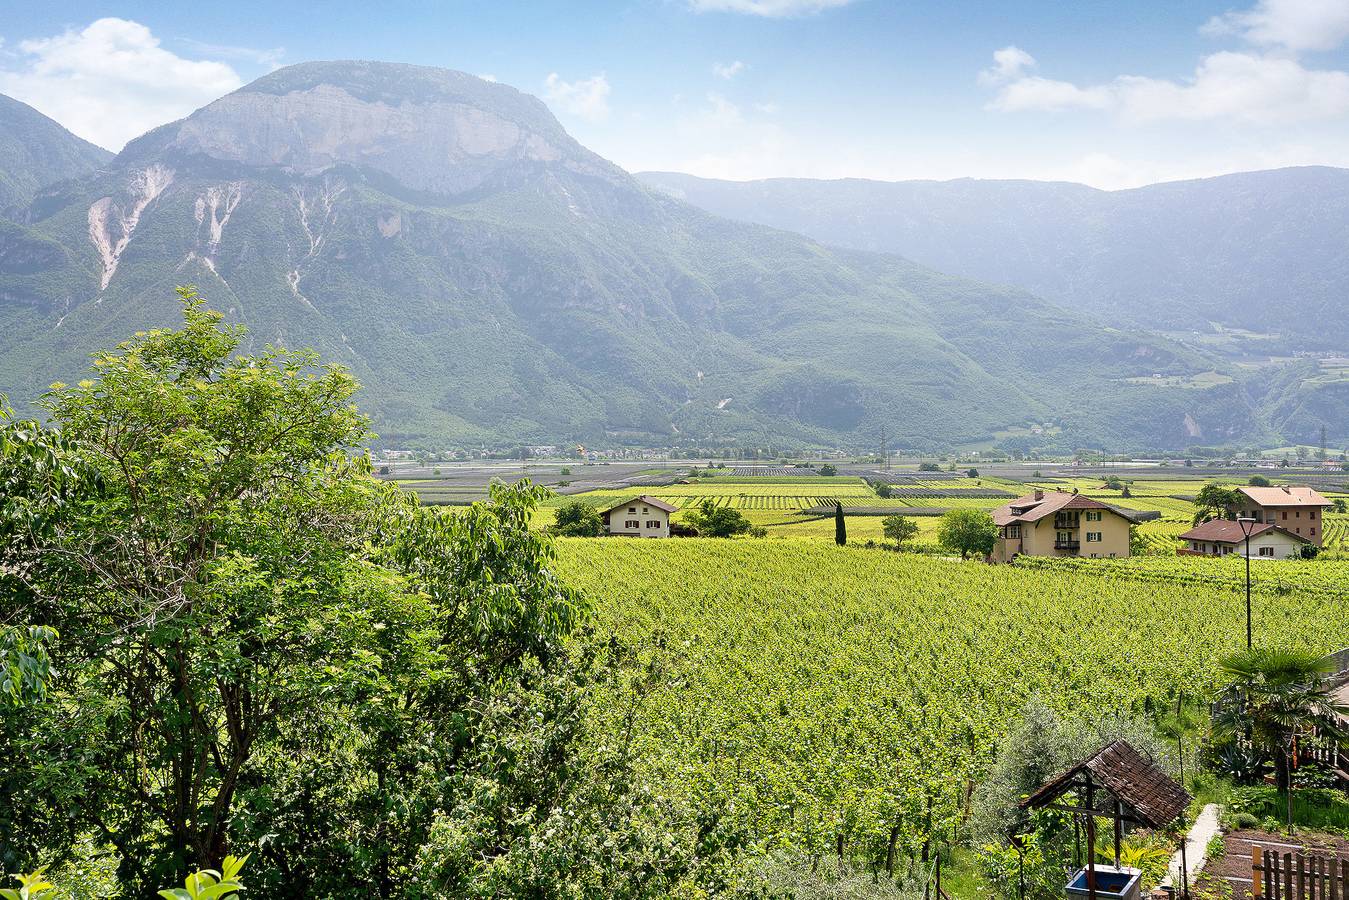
[{"x1": 835, "y1": 501, "x2": 847, "y2": 546}]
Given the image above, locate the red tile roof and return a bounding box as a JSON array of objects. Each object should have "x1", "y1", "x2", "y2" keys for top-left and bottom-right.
[
  {"x1": 992, "y1": 491, "x2": 1130, "y2": 526},
  {"x1": 1239, "y1": 485, "x2": 1332, "y2": 508},
  {"x1": 1179, "y1": 518, "x2": 1309, "y2": 544}
]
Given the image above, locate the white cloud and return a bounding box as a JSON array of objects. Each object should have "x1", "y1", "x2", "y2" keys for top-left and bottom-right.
[
  {"x1": 1203, "y1": 0, "x2": 1349, "y2": 52},
  {"x1": 0, "y1": 18, "x2": 242, "y2": 151},
  {"x1": 712, "y1": 60, "x2": 747, "y2": 79},
  {"x1": 175, "y1": 37, "x2": 285, "y2": 69},
  {"x1": 688, "y1": 0, "x2": 855, "y2": 17},
  {"x1": 985, "y1": 48, "x2": 1349, "y2": 125},
  {"x1": 543, "y1": 72, "x2": 611, "y2": 122},
  {"x1": 978, "y1": 46, "x2": 1037, "y2": 86}
]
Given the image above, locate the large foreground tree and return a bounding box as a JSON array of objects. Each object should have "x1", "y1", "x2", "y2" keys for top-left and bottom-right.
[{"x1": 0, "y1": 289, "x2": 746, "y2": 898}]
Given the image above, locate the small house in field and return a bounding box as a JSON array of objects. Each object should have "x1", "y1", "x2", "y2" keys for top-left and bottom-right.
[
  {"x1": 1235, "y1": 485, "x2": 1332, "y2": 546},
  {"x1": 1178, "y1": 518, "x2": 1310, "y2": 559},
  {"x1": 601, "y1": 495, "x2": 677, "y2": 538},
  {"x1": 991, "y1": 490, "x2": 1138, "y2": 561}
]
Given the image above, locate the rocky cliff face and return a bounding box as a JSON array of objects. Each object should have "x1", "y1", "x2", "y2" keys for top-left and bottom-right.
[{"x1": 122, "y1": 61, "x2": 623, "y2": 198}]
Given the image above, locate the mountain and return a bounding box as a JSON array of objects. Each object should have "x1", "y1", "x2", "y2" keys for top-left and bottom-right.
[
  {"x1": 638, "y1": 169, "x2": 1349, "y2": 349},
  {"x1": 0, "y1": 61, "x2": 1273, "y2": 452},
  {"x1": 0, "y1": 94, "x2": 111, "y2": 213}
]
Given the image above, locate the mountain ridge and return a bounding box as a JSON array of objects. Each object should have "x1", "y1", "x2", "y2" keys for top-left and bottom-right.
[
  {"x1": 0, "y1": 64, "x2": 1293, "y2": 451},
  {"x1": 0, "y1": 94, "x2": 112, "y2": 213}
]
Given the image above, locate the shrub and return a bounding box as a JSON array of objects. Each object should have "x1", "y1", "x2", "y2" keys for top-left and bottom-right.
[
  {"x1": 553, "y1": 499, "x2": 605, "y2": 536},
  {"x1": 1248, "y1": 475, "x2": 1271, "y2": 487},
  {"x1": 882, "y1": 515, "x2": 919, "y2": 547},
  {"x1": 684, "y1": 501, "x2": 754, "y2": 538},
  {"x1": 819, "y1": 464, "x2": 838, "y2": 477}
]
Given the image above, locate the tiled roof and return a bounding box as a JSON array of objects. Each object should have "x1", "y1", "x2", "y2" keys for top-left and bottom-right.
[
  {"x1": 1022, "y1": 740, "x2": 1190, "y2": 829},
  {"x1": 1179, "y1": 518, "x2": 1309, "y2": 544},
  {"x1": 992, "y1": 491, "x2": 1131, "y2": 526},
  {"x1": 600, "y1": 494, "x2": 679, "y2": 514},
  {"x1": 1239, "y1": 485, "x2": 1332, "y2": 507}
]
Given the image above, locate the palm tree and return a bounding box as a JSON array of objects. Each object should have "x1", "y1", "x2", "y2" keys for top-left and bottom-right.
[{"x1": 1214, "y1": 648, "x2": 1349, "y2": 792}]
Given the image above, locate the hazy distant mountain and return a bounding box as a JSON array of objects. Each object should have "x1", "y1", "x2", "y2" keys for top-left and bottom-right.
[
  {"x1": 0, "y1": 62, "x2": 1276, "y2": 451},
  {"x1": 0, "y1": 94, "x2": 111, "y2": 212},
  {"x1": 639, "y1": 169, "x2": 1349, "y2": 347}
]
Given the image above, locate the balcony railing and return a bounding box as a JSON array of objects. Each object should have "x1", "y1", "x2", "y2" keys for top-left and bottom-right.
[{"x1": 1055, "y1": 540, "x2": 1081, "y2": 551}]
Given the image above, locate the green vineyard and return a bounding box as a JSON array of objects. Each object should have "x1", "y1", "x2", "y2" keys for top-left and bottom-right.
[{"x1": 558, "y1": 539, "x2": 1349, "y2": 867}]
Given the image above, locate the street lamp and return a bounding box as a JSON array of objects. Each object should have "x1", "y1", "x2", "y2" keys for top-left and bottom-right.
[{"x1": 1237, "y1": 516, "x2": 1257, "y2": 649}]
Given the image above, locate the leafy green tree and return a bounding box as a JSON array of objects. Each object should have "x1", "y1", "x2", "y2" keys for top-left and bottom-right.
[
  {"x1": 1214, "y1": 648, "x2": 1348, "y2": 792},
  {"x1": 965, "y1": 468, "x2": 979, "y2": 478},
  {"x1": 818, "y1": 464, "x2": 838, "y2": 477},
  {"x1": 873, "y1": 482, "x2": 893, "y2": 499},
  {"x1": 882, "y1": 515, "x2": 918, "y2": 547},
  {"x1": 684, "y1": 500, "x2": 753, "y2": 538},
  {"x1": 1248, "y1": 475, "x2": 1271, "y2": 487},
  {"x1": 0, "y1": 289, "x2": 746, "y2": 897},
  {"x1": 553, "y1": 499, "x2": 605, "y2": 536},
  {"x1": 1192, "y1": 483, "x2": 1245, "y2": 525},
  {"x1": 834, "y1": 502, "x2": 847, "y2": 546},
  {"x1": 1333, "y1": 498, "x2": 1347, "y2": 514},
  {"x1": 937, "y1": 509, "x2": 997, "y2": 559}
]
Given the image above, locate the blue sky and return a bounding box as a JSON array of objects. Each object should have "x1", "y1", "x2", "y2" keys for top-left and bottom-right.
[{"x1": 4, "y1": 0, "x2": 1349, "y2": 188}]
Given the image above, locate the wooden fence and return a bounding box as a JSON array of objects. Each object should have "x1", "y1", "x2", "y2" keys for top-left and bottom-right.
[{"x1": 1253, "y1": 847, "x2": 1349, "y2": 898}]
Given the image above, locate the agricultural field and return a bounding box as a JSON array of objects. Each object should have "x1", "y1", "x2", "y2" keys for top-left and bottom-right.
[{"x1": 557, "y1": 539, "x2": 1349, "y2": 865}]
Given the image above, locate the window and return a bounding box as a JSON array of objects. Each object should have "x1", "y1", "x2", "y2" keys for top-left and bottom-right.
[
  {"x1": 1282, "y1": 510, "x2": 1288, "y2": 520},
  {"x1": 645, "y1": 520, "x2": 661, "y2": 529},
  {"x1": 1086, "y1": 532, "x2": 1102, "y2": 542},
  {"x1": 1311, "y1": 527, "x2": 1316, "y2": 537},
  {"x1": 642, "y1": 506, "x2": 649, "y2": 513},
  {"x1": 1086, "y1": 510, "x2": 1101, "y2": 522},
  {"x1": 628, "y1": 507, "x2": 637, "y2": 513},
  {"x1": 1006, "y1": 524, "x2": 1021, "y2": 538},
  {"x1": 1259, "y1": 546, "x2": 1274, "y2": 557},
  {"x1": 1310, "y1": 509, "x2": 1318, "y2": 520},
  {"x1": 625, "y1": 519, "x2": 639, "y2": 529}
]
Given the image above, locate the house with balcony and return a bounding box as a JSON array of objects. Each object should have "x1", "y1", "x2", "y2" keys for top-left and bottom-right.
[
  {"x1": 991, "y1": 490, "x2": 1137, "y2": 562},
  {"x1": 1234, "y1": 484, "x2": 1332, "y2": 547}
]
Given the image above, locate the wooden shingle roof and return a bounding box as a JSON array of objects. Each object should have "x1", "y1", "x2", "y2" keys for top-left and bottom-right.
[{"x1": 1021, "y1": 740, "x2": 1190, "y2": 829}]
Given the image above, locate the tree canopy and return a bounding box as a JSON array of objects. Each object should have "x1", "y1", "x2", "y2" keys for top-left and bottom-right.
[
  {"x1": 936, "y1": 509, "x2": 997, "y2": 559},
  {"x1": 0, "y1": 289, "x2": 745, "y2": 897}
]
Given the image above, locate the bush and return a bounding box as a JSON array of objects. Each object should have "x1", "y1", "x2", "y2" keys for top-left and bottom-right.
[
  {"x1": 819, "y1": 464, "x2": 838, "y2": 476},
  {"x1": 684, "y1": 500, "x2": 754, "y2": 537},
  {"x1": 1248, "y1": 475, "x2": 1271, "y2": 487},
  {"x1": 873, "y1": 482, "x2": 894, "y2": 499},
  {"x1": 966, "y1": 468, "x2": 979, "y2": 478},
  {"x1": 553, "y1": 499, "x2": 605, "y2": 536},
  {"x1": 918, "y1": 462, "x2": 939, "y2": 472}
]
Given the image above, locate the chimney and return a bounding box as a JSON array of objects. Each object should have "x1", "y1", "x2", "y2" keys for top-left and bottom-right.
[{"x1": 1033, "y1": 489, "x2": 1044, "y2": 501}]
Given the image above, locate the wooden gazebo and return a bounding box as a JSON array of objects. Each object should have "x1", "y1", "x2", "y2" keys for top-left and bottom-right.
[{"x1": 1020, "y1": 740, "x2": 1191, "y2": 898}]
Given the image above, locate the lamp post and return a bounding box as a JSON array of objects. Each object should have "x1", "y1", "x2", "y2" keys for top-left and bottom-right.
[{"x1": 1237, "y1": 516, "x2": 1257, "y2": 649}]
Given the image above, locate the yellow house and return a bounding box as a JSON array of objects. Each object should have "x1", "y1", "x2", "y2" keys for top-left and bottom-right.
[
  {"x1": 991, "y1": 490, "x2": 1135, "y2": 562},
  {"x1": 602, "y1": 495, "x2": 677, "y2": 538}
]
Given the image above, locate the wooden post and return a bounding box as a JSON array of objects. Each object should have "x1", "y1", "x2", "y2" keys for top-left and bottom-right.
[
  {"x1": 1297, "y1": 855, "x2": 1305, "y2": 897},
  {"x1": 1253, "y1": 846, "x2": 1263, "y2": 899},
  {"x1": 1113, "y1": 798, "x2": 1122, "y2": 869},
  {"x1": 1285, "y1": 852, "x2": 1293, "y2": 899}
]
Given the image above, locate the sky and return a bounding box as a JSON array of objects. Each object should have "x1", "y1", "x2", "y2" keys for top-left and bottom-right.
[{"x1": 3, "y1": 0, "x2": 1349, "y2": 189}]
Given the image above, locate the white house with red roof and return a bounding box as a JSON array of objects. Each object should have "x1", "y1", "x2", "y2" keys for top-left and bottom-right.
[{"x1": 1178, "y1": 518, "x2": 1310, "y2": 559}]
